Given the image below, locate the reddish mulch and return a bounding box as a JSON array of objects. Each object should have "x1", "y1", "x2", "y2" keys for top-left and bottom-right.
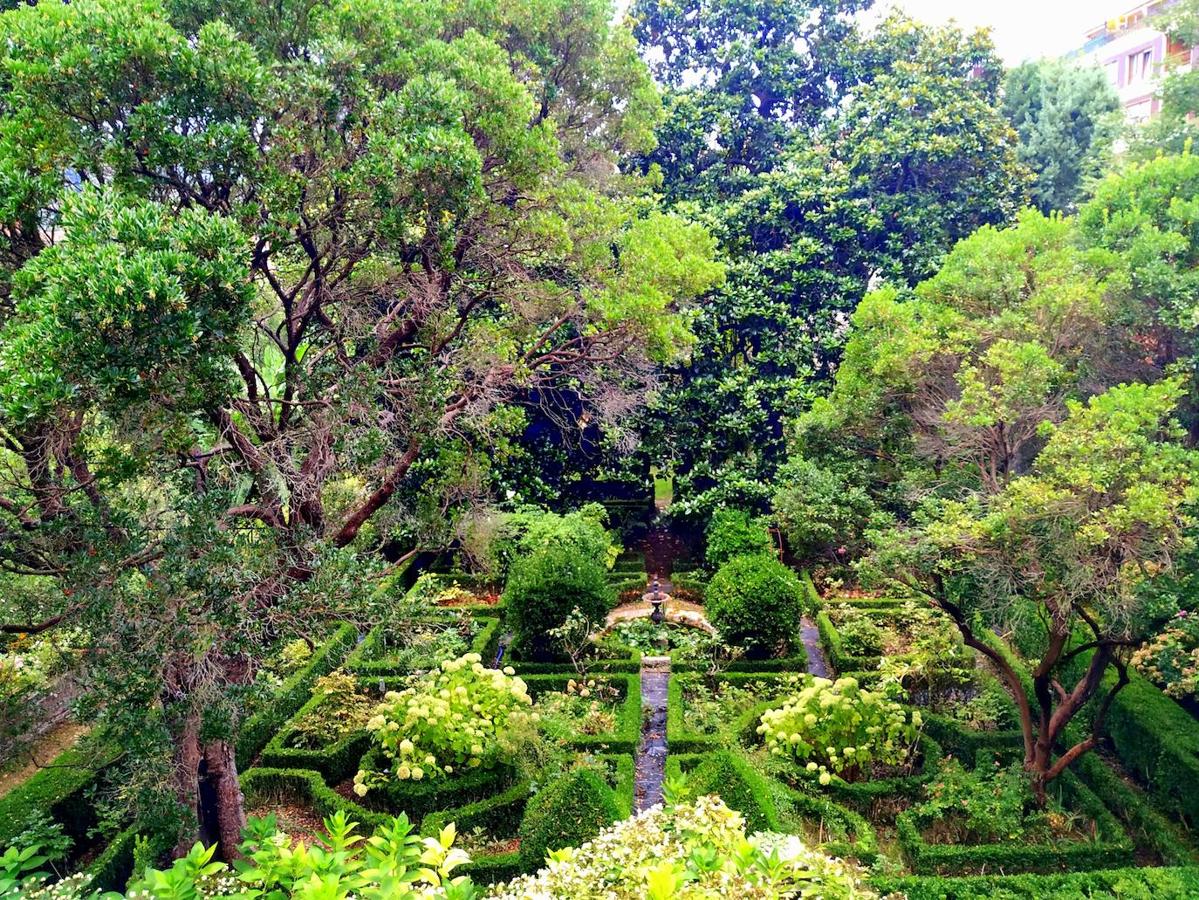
[{"x1": 248, "y1": 802, "x2": 329, "y2": 845}]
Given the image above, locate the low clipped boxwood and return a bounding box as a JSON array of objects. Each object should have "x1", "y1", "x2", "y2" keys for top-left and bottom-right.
[
  {"x1": 872, "y1": 866, "x2": 1199, "y2": 899},
  {"x1": 706, "y1": 554, "x2": 805, "y2": 659},
  {"x1": 672, "y1": 751, "x2": 780, "y2": 833},
  {"x1": 705, "y1": 508, "x2": 772, "y2": 570},
  {"x1": 517, "y1": 767, "x2": 621, "y2": 870},
  {"x1": 504, "y1": 544, "x2": 614, "y2": 661}
]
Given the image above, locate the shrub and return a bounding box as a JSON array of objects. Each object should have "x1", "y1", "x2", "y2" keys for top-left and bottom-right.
[
  {"x1": 491, "y1": 795, "x2": 878, "y2": 899},
  {"x1": 772, "y1": 456, "x2": 876, "y2": 562},
  {"x1": 706, "y1": 555, "x2": 804, "y2": 658},
  {"x1": 1132, "y1": 611, "x2": 1199, "y2": 701},
  {"x1": 354, "y1": 653, "x2": 534, "y2": 793},
  {"x1": 504, "y1": 544, "x2": 613, "y2": 660},
  {"x1": 517, "y1": 768, "x2": 621, "y2": 870},
  {"x1": 287, "y1": 670, "x2": 373, "y2": 750},
  {"x1": 757, "y1": 675, "x2": 920, "y2": 783},
  {"x1": 466, "y1": 504, "x2": 616, "y2": 580},
  {"x1": 704, "y1": 508, "x2": 772, "y2": 569}
]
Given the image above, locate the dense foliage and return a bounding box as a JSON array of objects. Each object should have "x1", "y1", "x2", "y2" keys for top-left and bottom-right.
[
  {"x1": 356, "y1": 654, "x2": 533, "y2": 790},
  {"x1": 490, "y1": 795, "x2": 875, "y2": 900},
  {"x1": 7, "y1": 0, "x2": 1199, "y2": 893},
  {"x1": 1002, "y1": 60, "x2": 1120, "y2": 213},
  {"x1": 0, "y1": 0, "x2": 721, "y2": 850},
  {"x1": 703, "y1": 508, "x2": 772, "y2": 570},
  {"x1": 705, "y1": 555, "x2": 804, "y2": 658},
  {"x1": 758, "y1": 675, "x2": 920, "y2": 784},
  {"x1": 632, "y1": 3, "x2": 1028, "y2": 516}
]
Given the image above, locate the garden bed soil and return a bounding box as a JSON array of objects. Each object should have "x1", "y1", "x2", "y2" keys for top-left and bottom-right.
[{"x1": 247, "y1": 801, "x2": 329, "y2": 845}]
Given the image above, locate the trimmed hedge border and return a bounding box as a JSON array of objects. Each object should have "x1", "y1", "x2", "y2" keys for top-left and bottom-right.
[
  {"x1": 777, "y1": 783, "x2": 880, "y2": 865},
  {"x1": 679, "y1": 652, "x2": 810, "y2": 674},
  {"x1": 897, "y1": 767, "x2": 1133, "y2": 876},
  {"x1": 236, "y1": 622, "x2": 360, "y2": 767},
  {"x1": 670, "y1": 571, "x2": 708, "y2": 600},
  {"x1": 358, "y1": 748, "x2": 516, "y2": 823},
  {"x1": 1101, "y1": 671, "x2": 1199, "y2": 830},
  {"x1": 241, "y1": 766, "x2": 390, "y2": 830},
  {"x1": 511, "y1": 657, "x2": 641, "y2": 675},
  {"x1": 1073, "y1": 750, "x2": 1198, "y2": 866},
  {"x1": 0, "y1": 743, "x2": 116, "y2": 847},
  {"x1": 872, "y1": 866, "x2": 1199, "y2": 899}
]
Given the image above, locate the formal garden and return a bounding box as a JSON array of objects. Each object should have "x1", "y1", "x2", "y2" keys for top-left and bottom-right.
[{"x1": 4, "y1": 0, "x2": 1199, "y2": 896}]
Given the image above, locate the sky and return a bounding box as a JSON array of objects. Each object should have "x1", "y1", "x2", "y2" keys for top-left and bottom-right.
[{"x1": 871, "y1": 0, "x2": 1136, "y2": 65}]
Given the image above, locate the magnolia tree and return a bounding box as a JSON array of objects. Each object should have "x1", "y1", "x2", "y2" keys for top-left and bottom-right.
[
  {"x1": 876, "y1": 381, "x2": 1198, "y2": 801},
  {"x1": 0, "y1": 0, "x2": 721, "y2": 855}
]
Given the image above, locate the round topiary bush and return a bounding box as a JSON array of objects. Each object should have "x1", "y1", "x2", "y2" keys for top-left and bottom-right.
[
  {"x1": 517, "y1": 767, "x2": 621, "y2": 870},
  {"x1": 504, "y1": 544, "x2": 614, "y2": 661},
  {"x1": 706, "y1": 554, "x2": 804, "y2": 658},
  {"x1": 705, "y1": 508, "x2": 773, "y2": 570}
]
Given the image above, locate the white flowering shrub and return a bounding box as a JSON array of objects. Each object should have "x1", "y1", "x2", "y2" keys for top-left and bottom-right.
[
  {"x1": 355, "y1": 652, "x2": 535, "y2": 792},
  {"x1": 487, "y1": 795, "x2": 876, "y2": 900},
  {"x1": 757, "y1": 675, "x2": 920, "y2": 785}
]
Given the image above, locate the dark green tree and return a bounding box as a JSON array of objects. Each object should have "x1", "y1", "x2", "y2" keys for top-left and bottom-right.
[
  {"x1": 632, "y1": 9, "x2": 1027, "y2": 518},
  {"x1": 1003, "y1": 59, "x2": 1120, "y2": 213}
]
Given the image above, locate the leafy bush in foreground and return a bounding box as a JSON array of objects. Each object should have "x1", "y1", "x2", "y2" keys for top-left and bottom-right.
[
  {"x1": 489, "y1": 795, "x2": 875, "y2": 899},
  {"x1": 5, "y1": 811, "x2": 475, "y2": 899}
]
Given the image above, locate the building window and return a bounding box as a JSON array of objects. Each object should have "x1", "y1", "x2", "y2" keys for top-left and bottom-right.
[{"x1": 1127, "y1": 48, "x2": 1153, "y2": 84}]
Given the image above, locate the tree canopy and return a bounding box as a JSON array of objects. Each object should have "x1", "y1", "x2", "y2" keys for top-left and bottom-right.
[{"x1": 0, "y1": 0, "x2": 721, "y2": 851}]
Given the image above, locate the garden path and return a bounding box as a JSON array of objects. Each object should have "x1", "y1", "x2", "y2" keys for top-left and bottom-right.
[
  {"x1": 635, "y1": 655, "x2": 670, "y2": 812},
  {"x1": 801, "y1": 615, "x2": 831, "y2": 678}
]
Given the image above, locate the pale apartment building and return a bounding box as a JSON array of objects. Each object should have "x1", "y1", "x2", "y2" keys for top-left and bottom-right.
[{"x1": 1076, "y1": 0, "x2": 1199, "y2": 121}]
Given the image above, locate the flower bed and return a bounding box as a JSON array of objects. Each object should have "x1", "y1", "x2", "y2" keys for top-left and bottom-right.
[
  {"x1": 897, "y1": 765, "x2": 1134, "y2": 876},
  {"x1": 818, "y1": 598, "x2": 971, "y2": 678},
  {"x1": 667, "y1": 672, "x2": 790, "y2": 752},
  {"x1": 523, "y1": 673, "x2": 642, "y2": 753},
  {"x1": 345, "y1": 614, "x2": 500, "y2": 677}
]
